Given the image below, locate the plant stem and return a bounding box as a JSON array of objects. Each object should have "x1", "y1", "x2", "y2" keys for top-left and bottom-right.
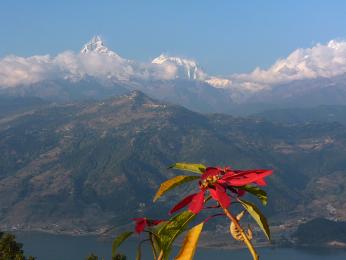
[
  {"x1": 222, "y1": 207, "x2": 259, "y2": 260},
  {"x1": 157, "y1": 250, "x2": 164, "y2": 260},
  {"x1": 149, "y1": 235, "x2": 158, "y2": 260}
]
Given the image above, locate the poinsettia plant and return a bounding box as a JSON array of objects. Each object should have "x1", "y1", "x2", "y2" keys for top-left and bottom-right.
[{"x1": 112, "y1": 162, "x2": 273, "y2": 260}]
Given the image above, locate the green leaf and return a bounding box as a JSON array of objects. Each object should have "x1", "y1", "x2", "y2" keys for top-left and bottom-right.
[
  {"x1": 149, "y1": 232, "x2": 161, "y2": 259},
  {"x1": 239, "y1": 199, "x2": 271, "y2": 240},
  {"x1": 157, "y1": 211, "x2": 196, "y2": 259},
  {"x1": 153, "y1": 175, "x2": 200, "y2": 202},
  {"x1": 241, "y1": 185, "x2": 268, "y2": 206},
  {"x1": 168, "y1": 163, "x2": 206, "y2": 174},
  {"x1": 112, "y1": 231, "x2": 133, "y2": 258},
  {"x1": 175, "y1": 222, "x2": 204, "y2": 260}
]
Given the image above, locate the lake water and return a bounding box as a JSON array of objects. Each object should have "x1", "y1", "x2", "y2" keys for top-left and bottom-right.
[{"x1": 14, "y1": 232, "x2": 346, "y2": 260}]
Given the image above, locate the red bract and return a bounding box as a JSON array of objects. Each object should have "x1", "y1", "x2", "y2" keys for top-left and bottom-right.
[
  {"x1": 169, "y1": 167, "x2": 273, "y2": 215},
  {"x1": 133, "y1": 218, "x2": 163, "y2": 234},
  {"x1": 169, "y1": 193, "x2": 198, "y2": 215},
  {"x1": 221, "y1": 169, "x2": 273, "y2": 187}
]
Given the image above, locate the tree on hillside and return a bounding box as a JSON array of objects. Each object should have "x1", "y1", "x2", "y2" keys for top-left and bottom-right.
[{"x1": 0, "y1": 232, "x2": 35, "y2": 260}]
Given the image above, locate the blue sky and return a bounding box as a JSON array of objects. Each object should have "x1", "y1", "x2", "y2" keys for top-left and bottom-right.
[{"x1": 1, "y1": 0, "x2": 346, "y2": 75}]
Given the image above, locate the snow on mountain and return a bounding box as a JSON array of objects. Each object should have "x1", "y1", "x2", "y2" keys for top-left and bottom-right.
[
  {"x1": 231, "y1": 39, "x2": 346, "y2": 93},
  {"x1": 152, "y1": 54, "x2": 206, "y2": 80},
  {"x1": 3, "y1": 36, "x2": 346, "y2": 109},
  {"x1": 151, "y1": 54, "x2": 232, "y2": 88},
  {"x1": 80, "y1": 36, "x2": 122, "y2": 59}
]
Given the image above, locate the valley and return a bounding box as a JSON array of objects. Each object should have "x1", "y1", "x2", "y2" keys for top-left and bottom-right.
[{"x1": 0, "y1": 92, "x2": 345, "y2": 246}]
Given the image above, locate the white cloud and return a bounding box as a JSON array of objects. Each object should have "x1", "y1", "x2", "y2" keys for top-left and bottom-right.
[
  {"x1": 152, "y1": 54, "x2": 206, "y2": 80},
  {"x1": 2, "y1": 39, "x2": 346, "y2": 92},
  {"x1": 0, "y1": 35, "x2": 203, "y2": 88},
  {"x1": 231, "y1": 39, "x2": 346, "y2": 92},
  {"x1": 55, "y1": 51, "x2": 134, "y2": 81},
  {"x1": 0, "y1": 55, "x2": 55, "y2": 87},
  {"x1": 0, "y1": 50, "x2": 179, "y2": 88},
  {"x1": 144, "y1": 62, "x2": 178, "y2": 80}
]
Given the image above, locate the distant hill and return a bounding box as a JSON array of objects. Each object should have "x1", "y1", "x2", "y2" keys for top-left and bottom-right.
[
  {"x1": 0, "y1": 78, "x2": 129, "y2": 102},
  {"x1": 0, "y1": 78, "x2": 235, "y2": 115},
  {"x1": 294, "y1": 218, "x2": 346, "y2": 246},
  {"x1": 0, "y1": 91, "x2": 346, "y2": 232},
  {"x1": 253, "y1": 105, "x2": 346, "y2": 125},
  {"x1": 246, "y1": 75, "x2": 346, "y2": 108},
  {"x1": 0, "y1": 96, "x2": 47, "y2": 118}
]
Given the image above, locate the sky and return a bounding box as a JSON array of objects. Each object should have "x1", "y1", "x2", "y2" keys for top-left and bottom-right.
[{"x1": 1, "y1": 0, "x2": 346, "y2": 75}]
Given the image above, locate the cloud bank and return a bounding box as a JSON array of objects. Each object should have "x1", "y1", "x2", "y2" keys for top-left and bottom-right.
[
  {"x1": 231, "y1": 40, "x2": 346, "y2": 92},
  {"x1": 1, "y1": 38, "x2": 346, "y2": 92},
  {"x1": 0, "y1": 50, "x2": 178, "y2": 88}
]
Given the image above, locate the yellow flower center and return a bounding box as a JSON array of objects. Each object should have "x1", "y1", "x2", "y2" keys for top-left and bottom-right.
[{"x1": 200, "y1": 175, "x2": 219, "y2": 188}]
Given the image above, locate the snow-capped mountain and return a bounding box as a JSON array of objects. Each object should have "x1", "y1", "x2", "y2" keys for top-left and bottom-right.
[
  {"x1": 80, "y1": 35, "x2": 122, "y2": 58},
  {"x1": 151, "y1": 54, "x2": 233, "y2": 88},
  {"x1": 2, "y1": 36, "x2": 346, "y2": 114},
  {"x1": 152, "y1": 54, "x2": 206, "y2": 80}
]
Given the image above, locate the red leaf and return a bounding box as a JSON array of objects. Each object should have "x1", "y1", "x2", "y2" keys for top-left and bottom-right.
[
  {"x1": 255, "y1": 178, "x2": 267, "y2": 186},
  {"x1": 133, "y1": 218, "x2": 163, "y2": 233},
  {"x1": 169, "y1": 193, "x2": 197, "y2": 215},
  {"x1": 225, "y1": 170, "x2": 273, "y2": 186},
  {"x1": 209, "y1": 184, "x2": 231, "y2": 208},
  {"x1": 222, "y1": 170, "x2": 236, "y2": 179},
  {"x1": 133, "y1": 218, "x2": 147, "y2": 234},
  {"x1": 188, "y1": 191, "x2": 205, "y2": 214}
]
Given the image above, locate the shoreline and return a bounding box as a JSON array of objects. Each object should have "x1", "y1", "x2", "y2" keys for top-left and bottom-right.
[{"x1": 5, "y1": 228, "x2": 346, "y2": 251}]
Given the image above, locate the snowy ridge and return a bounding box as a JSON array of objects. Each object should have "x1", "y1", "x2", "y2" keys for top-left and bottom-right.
[
  {"x1": 152, "y1": 54, "x2": 206, "y2": 80},
  {"x1": 2, "y1": 36, "x2": 346, "y2": 104},
  {"x1": 80, "y1": 36, "x2": 122, "y2": 59}
]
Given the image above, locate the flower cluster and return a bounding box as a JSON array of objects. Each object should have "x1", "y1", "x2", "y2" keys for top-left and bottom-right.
[
  {"x1": 113, "y1": 163, "x2": 273, "y2": 260},
  {"x1": 170, "y1": 167, "x2": 272, "y2": 214}
]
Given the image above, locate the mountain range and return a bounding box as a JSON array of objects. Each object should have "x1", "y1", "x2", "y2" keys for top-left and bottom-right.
[
  {"x1": 1, "y1": 37, "x2": 346, "y2": 244},
  {"x1": 0, "y1": 91, "x2": 345, "y2": 234},
  {"x1": 2, "y1": 37, "x2": 346, "y2": 114}
]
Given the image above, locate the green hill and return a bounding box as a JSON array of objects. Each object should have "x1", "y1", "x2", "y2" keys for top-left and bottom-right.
[{"x1": 0, "y1": 91, "x2": 346, "y2": 233}]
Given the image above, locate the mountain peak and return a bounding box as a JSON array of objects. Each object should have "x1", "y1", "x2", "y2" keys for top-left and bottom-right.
[
  {"x1": 80, "y1": 36, "x2": 121, "y2": 58},
  {"x1": 152, "y1": 54, "x2": 196, "y2": 66},
  {"x1": 80, "y1": 35, "x2": 105, "y2": 53},
  {"x1": 152, "y1": 54, "x2": 205, "y2": 80},
  {"x1": 127, "y1": 90, "x2": 146, "y2": 98},
  {"x1": 92, "y1": 35, "x2": 102, "y2": 43},
  {"x1": 121, "y1": 90, "x2": 164, "y2": 108}
]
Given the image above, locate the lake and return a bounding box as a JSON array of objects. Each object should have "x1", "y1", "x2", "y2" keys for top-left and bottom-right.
[{"x1": 14, "y1": 232, "x2": 346, "y2": 260}]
